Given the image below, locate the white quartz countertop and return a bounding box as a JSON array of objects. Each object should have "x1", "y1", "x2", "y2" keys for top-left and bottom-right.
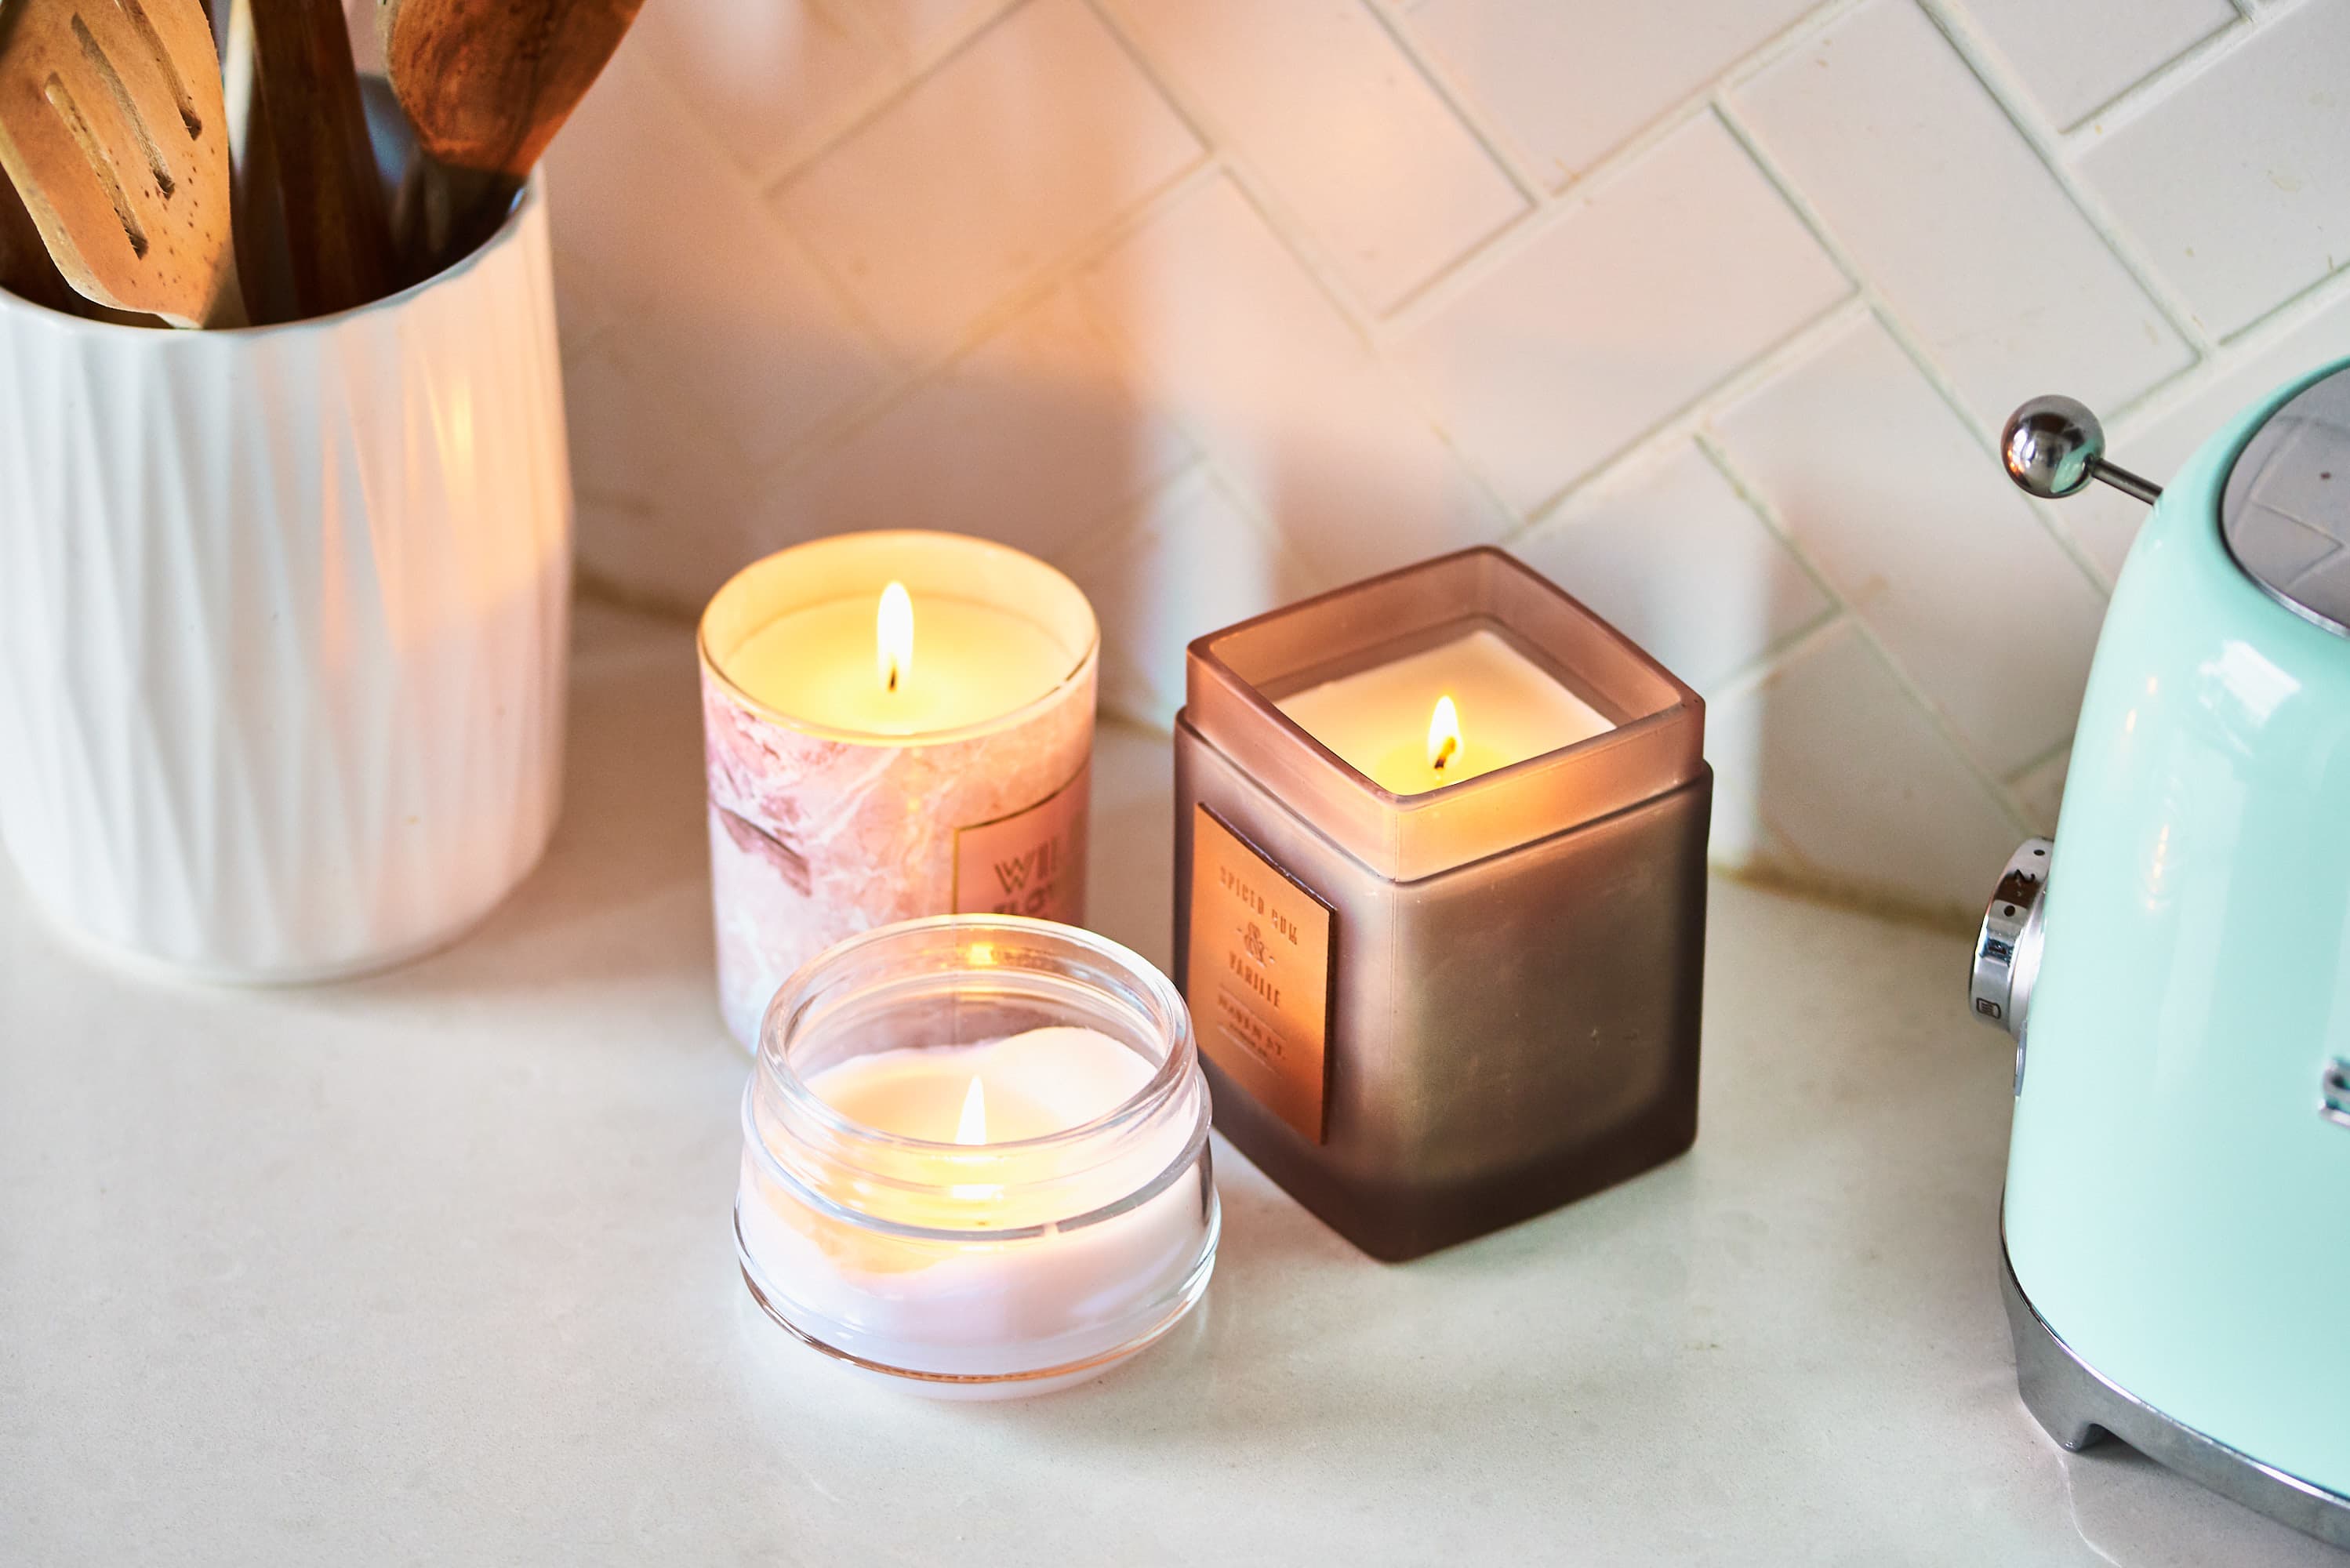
[{"x1": 2, "y1": 602, "x2": 2337, "y2": 1567}]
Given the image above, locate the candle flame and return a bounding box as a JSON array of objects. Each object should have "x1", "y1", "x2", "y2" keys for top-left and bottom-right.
[
  {"x1": 877, "y1": 581, "x2": 913, "y2": 694},
  {"x1": 949, "y1": 1076, "x2": 993, "y2": 1203},
  {"x1": 954, "y1": 1076, "x2": 987, "y2": 1145},
  {"x1": 1427, "y1": 695, "x2": 1462, "y2": 774}
]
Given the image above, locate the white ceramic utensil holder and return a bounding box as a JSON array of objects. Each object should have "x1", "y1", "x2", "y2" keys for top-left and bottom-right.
[{"x1": 0, "y1": 183, "x2": 572, "y2": 982}]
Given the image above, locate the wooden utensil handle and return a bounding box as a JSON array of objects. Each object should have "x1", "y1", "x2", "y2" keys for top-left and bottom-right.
[{"x1": 238, "y1": 0, "x2": 390, "y2": 317}]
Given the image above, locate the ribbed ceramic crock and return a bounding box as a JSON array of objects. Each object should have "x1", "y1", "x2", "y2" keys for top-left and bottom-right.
[{"x1": 0, "y1": 183, "x2": 572, "y2": 981}]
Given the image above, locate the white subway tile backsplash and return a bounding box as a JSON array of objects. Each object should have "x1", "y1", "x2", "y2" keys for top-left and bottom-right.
[
  {"x1": 563, "y1": 337, "x2": 754, "y2": 610},
  {"x1": 1399, "y1": 113, "x2": 1848, "y2": 514},
  {"x1": 1956, "y1": 0, "x2": 2235, "y2": 129},
  {"x1": 2067, "y1": 285, "x2": 2350, "y2": 578},
  {"x1": 868, "y1": 0, "x2": 1022, "y2": 56},
  {"x1": 548, "y1": 244, "x2": 613, "y2": 357},
  {"x1": 547, "y1": 44, "x2": 891, "y2": 468},
  {"x1": 1705, "y1": 620, "x2": 2023, "y2": 916},
  {"x1": 2075, "y1": 0, "x2": 2350, "y2": 339},
  {"x1": 772, "y1": 0, "x2": 1203, "y2": 361},
  {"x1": 1734, "y1": 0, "x2": 2192, "y2": 433},
  {"x1": 741, "y1": 286, "x2": 1193, "y2": 564},
  {"x1": 1081, "y1": 177, "x2": 1509, "y2": 586},
  {"x1": 1410, "y1": 0, "x2": 1814, "y2": 187},
  {"x1": 1111, "y1": 0, "x2": 1525, "y2": 312},
  {"x1": 2009, "y1": 745, "x2": 2069, "y2": 837},
  {"x1": 1711, "y1": 317, "x2": 2105, "y2": 777},
  {"x1": 628, "y1": 1, "x2": 891, "y2": 183},
  {"x1": 1514, "y1": 441, "x2": 1829, "y2": 691},
  {"x1": 1059, "y1": 468, "x2": 1317, "y2": 726},
  {"x1": 555, "y1": 0, "x2": 2350, "y2": 919}
]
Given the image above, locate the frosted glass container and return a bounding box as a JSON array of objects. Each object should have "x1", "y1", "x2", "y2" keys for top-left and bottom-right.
[
  {"x1": 736, "y1": 916, "x2": 1218, "y2": 1397},
  {"x1": 1174, "y1": 547, "x2": 1709, "y2": 1260}
]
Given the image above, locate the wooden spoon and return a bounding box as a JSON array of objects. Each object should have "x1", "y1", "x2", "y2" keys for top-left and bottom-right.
[
  {"x1": 380, "y1": 0, "x2": 642, "y2": 263},
  {"x1": 0, "y1": 0, "x2": 245, "y2": 327}
]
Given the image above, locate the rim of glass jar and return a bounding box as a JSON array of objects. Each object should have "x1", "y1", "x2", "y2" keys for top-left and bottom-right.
[
  {"x1": 745, "y1": 916, "x2": 1208, "y2": 1240},
  {"x1": 696, "y1": 532, "x2": 1102, "y2": 747}
]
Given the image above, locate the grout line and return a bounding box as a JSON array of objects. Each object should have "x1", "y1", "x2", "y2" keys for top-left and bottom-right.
[
  {"x1": 2003, "y1": 734, "x2": 2073, "y2": 787},
  {"x1": 752, "y1": 155, "x2": 1225, "y2": 490},
  {"x1": 608, "y1": 49, "x2": 892, "y2": 358},
  {"x1": 1697, "y1": 432, "x2": 2039, "y2": 837},
  {"x1": 2215, "y1": 256, "x2": 2350, "y2": 348},
  {"x1": 1357, "y1": 0, "x2": 1542, "y2": 211},
  {"x1": 754, "y1": 0, "x2": 1034, "y2": 198},
  {"x1": 1719, "y1": 0, "x2": 1874, "y2": 90},
  {"x1": 1057, "y1": 459, "x2": 1307, "y2": 728},
  {"x1": 1698, "y1": 602, "x2": 1848, "y2": 708},
  {"x1": 1368, "y1": 0, "x2": 1872, "y2": 338},
  {"x1": 2062, "y1": 0, "x2": 2335, "y2": 150},
  {"x1": 1358, "y1": 0, "x2": 1552, "y2": 197},
  {"x1": 2051, "y1": 13, "x2": 2246, "y2": 142},
  {"x1": 1084, "y1": 0, "x2": 1403, "y2": 331},
  {"x1": 2100, "y1": 265, "x2": 2350, "y2": 441},
  {"x1": 1716, "y1": 96, "x2": 2119, "y2": 598},
  {"x1": 1077, "y1": 0, "x2": 1223, "y2": 167},
  {"x1": 1502, "y1": 294, "x2": 1871, "y2": 534},
  {"x1": 1189, "y1": 169, "x2": 1537, "y2": 539},
  {"x1": 1914, "y1": 0, "x2": 2218, "y2": 358},
  {"x1": 1684, "y1": 431, "x2": 1844, "y2": 610},
  {"x1": 1377, "y1": 98, "x2": 1716, "y2": 340}
]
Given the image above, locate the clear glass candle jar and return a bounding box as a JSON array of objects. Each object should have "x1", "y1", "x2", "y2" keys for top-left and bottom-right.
[{"x1": 736, "y1": 916, "x2": 1218, "y2": 1397}]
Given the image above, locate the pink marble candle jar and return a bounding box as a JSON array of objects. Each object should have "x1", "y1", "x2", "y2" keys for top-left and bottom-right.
[{"x1": 699, "y1": 533, "x2": 1099, "y2": 1047}]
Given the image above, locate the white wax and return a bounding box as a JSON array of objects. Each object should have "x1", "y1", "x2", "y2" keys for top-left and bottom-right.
[
  {"x1": 808, "y1": 1026, "x2": 1151, "y2": 1145},
  {"x1": 1276, "y1": 627, "x2": 1613, "y2": 794},
  {"x1": 738, "y1": 1026, "x2": 1204, "y2": 1392},
  {"x1": 726, "y1": 593, "x2": 1076, "y2": 735}
]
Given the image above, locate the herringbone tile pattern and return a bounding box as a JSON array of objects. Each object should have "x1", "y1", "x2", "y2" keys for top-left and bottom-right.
[{"x1": 548, "y1": 0, "x2": 2350, "y2": 918}]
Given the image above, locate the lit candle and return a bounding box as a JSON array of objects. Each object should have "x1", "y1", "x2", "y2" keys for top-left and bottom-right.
[
  {"x1": 1175, "y1": 547, "x2": 1709, "y2": 1260},
  {"x1": 700, "y1": 533, "x2": 1098, "y2": 1049},
  {"x1": 720, "y1": 579, "x2": 1073, "y2": 736},
  {"x1": 1274, "y1": 627, "x2": 1614, "y2": 793},
  {"x1": 736, "y1": 920, "x2": 1218, "y2": 1396}
]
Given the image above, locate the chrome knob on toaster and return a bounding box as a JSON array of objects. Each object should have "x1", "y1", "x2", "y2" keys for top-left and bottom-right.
[
  {"x1": 1970, "y1": 840, "x2": 2053, "y2": 1054},
  {"x1": 2000, "y1": 397, "x2": 2162, "y2": 505}
]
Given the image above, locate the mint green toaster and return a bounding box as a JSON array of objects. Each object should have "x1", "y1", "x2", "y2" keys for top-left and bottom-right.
[{"x1": 1972, "y1": 363, "x2": 2350, "y2": 1546}]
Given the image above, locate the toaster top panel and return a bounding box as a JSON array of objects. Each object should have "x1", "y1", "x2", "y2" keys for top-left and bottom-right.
[{"x1": 2221, "y1": 365, "x2": 2350, "y2": 637}]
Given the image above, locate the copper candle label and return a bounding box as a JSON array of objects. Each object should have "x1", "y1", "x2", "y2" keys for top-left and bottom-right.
[
  {"x1": 1187, "y1": 805, "x2": 1333, "y2": 1143},
  {"x1": 953, "y1": 762, "x2": 1091, "y2": 920}
]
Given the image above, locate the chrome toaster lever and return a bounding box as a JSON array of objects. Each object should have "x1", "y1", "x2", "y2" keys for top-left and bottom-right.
[{"x1": 2003, "y1": 397, "x2": 2162, "y2": 506}]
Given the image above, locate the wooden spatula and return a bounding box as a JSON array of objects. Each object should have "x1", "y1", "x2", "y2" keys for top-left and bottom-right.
[
  {"x1": 0, "y1": 157, "x2": 78, "y2": 313},
  {"x1": 0, "y1": 0, "x2": 244, "y2": 327},
  {"x1": 380, "y1": 0, "x2": 642, "y2": 263}
]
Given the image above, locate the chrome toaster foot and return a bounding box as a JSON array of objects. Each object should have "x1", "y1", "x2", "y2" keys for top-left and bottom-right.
[{"x1": 2000, "y1": 1238, "x2": 2350, "y2": 1549}]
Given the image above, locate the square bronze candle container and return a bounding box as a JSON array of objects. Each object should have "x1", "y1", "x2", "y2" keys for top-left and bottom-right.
[{"x1": 1173, "y1": 548, "x2": 1709, "y2": 1261}]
